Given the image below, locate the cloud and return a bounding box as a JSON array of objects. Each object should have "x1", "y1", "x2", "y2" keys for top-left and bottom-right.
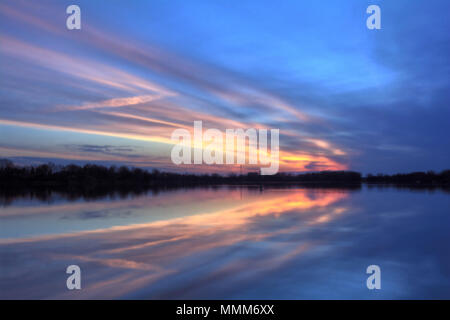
[
  {"x1": 61, "y1": 95, "x2": 167, "y2": 111},
  {"x1": 64, "y1": 144, "x2": 142, "y2": 158},
  {"x1": 4, "y1": 0, "x2": 448, "y2": 173}
]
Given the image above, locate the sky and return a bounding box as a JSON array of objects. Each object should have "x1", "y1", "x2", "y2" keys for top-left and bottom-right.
[{"x1": 0, "y1": 0, "x2": 449, "y2": 174}]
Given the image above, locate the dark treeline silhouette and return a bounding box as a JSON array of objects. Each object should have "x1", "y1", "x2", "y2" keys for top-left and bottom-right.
[
  {"x1": 0, "y1": 162, "x2": 365, "y2": 206},
  {"x1": 364, "y1": 170, "x2": 450, "y2": 185},
  {"x1": 0, "y1": 161, "x2": 361, "y2": 188},
  {"x1": 1, "y1": 161, "x2": 450, "y2": 205},
  {"x1": 1, "y1": 161, "x2": 449, "y2": 191}
]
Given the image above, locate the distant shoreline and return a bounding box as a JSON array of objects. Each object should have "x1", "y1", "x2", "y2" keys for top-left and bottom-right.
[
  {"x1": 1, "y1": 165, "x2": 449, "y2": 206},
  {"x1": 1, "y1": 162, "x2": 449, "y2": 191}
]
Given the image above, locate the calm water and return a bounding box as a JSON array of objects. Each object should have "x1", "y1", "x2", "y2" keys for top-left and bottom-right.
[{"x1": 1, "y1": 186, "x2": 449, "y2": 299}]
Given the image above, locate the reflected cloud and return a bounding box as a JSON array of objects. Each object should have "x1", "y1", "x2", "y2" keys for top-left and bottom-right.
[
  {"x1": 0, "y1": 187, "x2": 349, "y2": 298},
  {"x1": 1, "y1": 187, "x2": 450, "y2": 299}
]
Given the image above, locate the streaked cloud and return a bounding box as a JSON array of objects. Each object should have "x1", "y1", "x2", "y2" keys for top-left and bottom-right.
[{"x1": 1, "y1": 0, "x2": 449, "y2": 173}]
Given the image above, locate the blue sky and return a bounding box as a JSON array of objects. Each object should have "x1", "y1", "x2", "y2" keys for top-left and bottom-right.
[{"x1": 0, "y1": 0, "x2": 449, "y2": 173}]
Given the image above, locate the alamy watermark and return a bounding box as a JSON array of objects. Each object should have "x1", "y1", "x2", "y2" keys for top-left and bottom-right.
[
  {"x1": 66, "y1": 5, "x2": 81, "y2": 30},
  {"x1": 170, "y1": 121, "x2": 280, "y2": 175},
  {"x1": 366, "y1": 265, "x2": 381, "y2": 290},
  {"x1": 66, "y1": 265, "x2": 81, "y2": 290},
  {"x1": 366, "y1": 5, "x2": 381, "y2": 30}
]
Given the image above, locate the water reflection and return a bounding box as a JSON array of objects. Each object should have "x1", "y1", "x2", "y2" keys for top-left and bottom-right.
[{"x1": 1, "y1": 186, "x2": 449, "y2": 299}]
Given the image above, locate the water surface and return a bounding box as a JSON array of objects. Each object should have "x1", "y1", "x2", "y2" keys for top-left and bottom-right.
[{"x1": 1, "y1": 186, "x2": 449, "y2": 299}]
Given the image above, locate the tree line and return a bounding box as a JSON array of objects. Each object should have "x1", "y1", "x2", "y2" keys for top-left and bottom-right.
[
  {"x1": 0, "y1": 162, "x2": 360, "y2": 186},
  {"x1": 365, "y1": 171, "x2": 450, "y2": 185},
  {"x1": 0, "y1": 160, "x2": 449, "y2": 188}
]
